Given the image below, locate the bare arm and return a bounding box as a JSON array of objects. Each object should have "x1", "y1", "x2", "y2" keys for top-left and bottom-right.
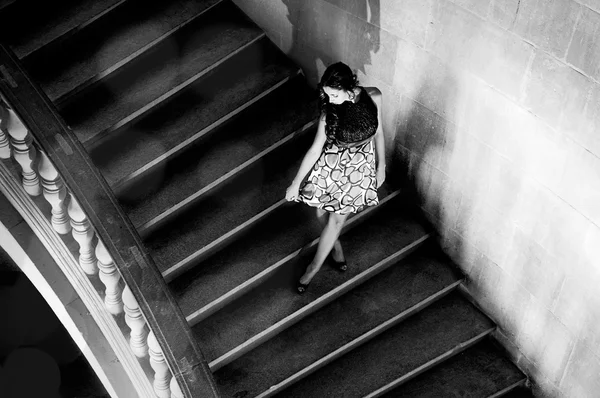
[
  {"x1": 368, "y1": 88, "x2": 386, "y2": 186},
  {"x1": 286, "y1": 112, "x2": 327, "y2": 199}
]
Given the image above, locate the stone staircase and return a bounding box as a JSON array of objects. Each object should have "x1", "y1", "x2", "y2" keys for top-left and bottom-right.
[{"x1": 2, "y1": 0, "x2": 533, "y2": 396}]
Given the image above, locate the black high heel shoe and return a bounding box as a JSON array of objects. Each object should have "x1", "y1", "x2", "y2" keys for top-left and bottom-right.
[
  {"x1": 328, "y1": 252, "x2": 347, "y2": 272},
  {"x1": 296, "y1": 281, "x2": 310, "y2": 294}
]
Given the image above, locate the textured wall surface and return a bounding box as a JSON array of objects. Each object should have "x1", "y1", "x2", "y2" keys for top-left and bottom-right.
[{"x1": 233, "y1": 0, "x2": 600, "y2": 396}]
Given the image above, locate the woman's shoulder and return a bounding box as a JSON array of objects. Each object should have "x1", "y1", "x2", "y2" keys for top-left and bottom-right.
[{"x1": 362, "y1": 86, "x2": 382, "y2": 99}]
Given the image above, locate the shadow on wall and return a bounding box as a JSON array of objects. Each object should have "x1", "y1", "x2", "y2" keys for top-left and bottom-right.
[
  {"x1": 281, "y1": 0, "x2": 380, "y2": 85},
  {"x1": 394, "y1": 62, "x2": 465, "y2": 259}
]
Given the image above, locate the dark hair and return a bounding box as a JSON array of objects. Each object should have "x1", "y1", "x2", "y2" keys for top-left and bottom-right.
[{"x1": 318, "y1": 62, "x2": 359, "y2": 139}]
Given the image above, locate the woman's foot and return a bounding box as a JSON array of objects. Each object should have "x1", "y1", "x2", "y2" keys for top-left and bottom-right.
[
  {"x1": 328, "y1": 250, "x2": 347, "y2": 272},
  {"x1": 297, "y1": 263, "x2": 318, "y2": 294}
]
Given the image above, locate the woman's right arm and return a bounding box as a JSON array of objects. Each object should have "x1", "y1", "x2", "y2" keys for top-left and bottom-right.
[{"x1": 285, "y1": 112, "x2": 327, "y2": 201}]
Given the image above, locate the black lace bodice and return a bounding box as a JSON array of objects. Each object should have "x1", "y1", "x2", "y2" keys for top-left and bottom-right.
[{"x1": 326, "y1": 87, "x2": 378, "y2": 145}]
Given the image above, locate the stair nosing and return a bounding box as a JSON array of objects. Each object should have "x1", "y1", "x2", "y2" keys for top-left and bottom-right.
[
  {"x1": 19, "y1": 0, "x2": 128, "y2": 59},
  {"x1": 486, "y1": 380, "x2": 528, "y2": 398},
  {"x1": 53, "y1": 0, "x2": 226, "y2": 105},
  {"x1": 137, "y1": 117, "x2": 315, "y2": 237},
  {"x1": 184, "y1": 189, "x2": 404, "y2": 325},
  {"x1": 163, "y1": 199, "x2": 287, "y2": 282},
  {"x1": 254, "y1": 279, "x2": 463, "y2": 398},
  {"x1": 208, "y1": 232, "x2": 432, "y2": 372},
  {"x1": 362, "y1": 328, "x2": 496, "y2": 398},
  {"x1": 80, "y1": 31, "x2": 268, "y2": 149}
]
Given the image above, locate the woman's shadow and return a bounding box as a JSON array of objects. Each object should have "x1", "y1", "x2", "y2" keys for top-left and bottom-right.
[{"x1": 281, "y1": 0, "x2": 380, "y2": 86}]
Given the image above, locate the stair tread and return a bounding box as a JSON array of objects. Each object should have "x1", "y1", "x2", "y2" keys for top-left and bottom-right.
[
  {"x1": 381, "y1": 338, "x2": 527, "y2": 398},
  {"x1": 169, "y1": 185, "x2": 399, "y2": 320},
  {"x1": 116, "y1": 77, "x2": 318, "y2": 228},
  {"x1": 25, "y1": 0, "x2": 222, "y2": 101},
  {"x1": 0, "y1": 0, "x2": 123, "y2": 58},
  {"x1": 191, "y1": 195, "x2": 428, "y2": 364},
  {"x1": 215, "y1": 244, "x2": 462, "y2": 397},
  {"x1": 500, "y1": 386, "x2": 534, "y2": 398},
  {"x1": 143, "y1": 128, "x2": 313, "y2": 273},
  {"x1": 274, "y1": 292, "x2": 495, "y2": 398},
  {"x1": 60, "y1": 13, "x2": 276, "y2": 146}
]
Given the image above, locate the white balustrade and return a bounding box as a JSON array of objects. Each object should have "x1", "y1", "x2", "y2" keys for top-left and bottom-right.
[
  {"x1": 148, "y1": 331, "x2": 171, "y2": 398},
  {"x1": 6, "y1": 108, "x2": 40, "y2": 195},
  {"x1": 38, "y1": 150, "x2": 70, "y2": 234},
  {"x1": 170, "y1": 377, "x2": 183, "y2": 398},
  {"x1": 67, "y1": 194, "x2": 98, "y2": 275},
  {"x1": 123, "y1": 285, "x2": 148, "y2": 358},
  {"x1": 96, "y1": 240, "x2": 123, "y2": 315}
]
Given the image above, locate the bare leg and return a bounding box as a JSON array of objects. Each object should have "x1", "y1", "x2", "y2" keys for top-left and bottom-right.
[
  {"x1": 300, "y1": 212, "x2": 349, "y2": 286},
  {"x1": 315, "y1": 209, "x2": 345, "y2": 262}
]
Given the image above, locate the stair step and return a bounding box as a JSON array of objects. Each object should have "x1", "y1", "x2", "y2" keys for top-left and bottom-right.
[
  {"x1": 116, "y1": 76, "x2": 318, "y2": 230},
  {"x1": 81, "y1": 37, "x2": 297, "y2": 168},
  {"x1": 60, "y1": 10, "x2": 278, "y2": 147},
  {"x1": 143, "y1": 125, "x2": 314, "y2": 275},
  {"x1": 215, "y1": 244, "x2": 462, "y2": 397},
  {"x1": 24, "y1": 0, "x2": 222, "y2": 102},
  {"x1": 0, "y1": 0, "x2": 124, "y2": 58},
  {"x1": 168, "y1": 185, "x2": 401, "y2": 323},
  {"x1": 190, "y1": 195, "x2": 429, "y2": 369},
  {"x1": 496, "y1": 385, "x2": 534, "y2": 398},
  {"x1": 273, "y1": 292, "x2": 495, "y2": 398},
  {"x1": 380, "y1": 338, "x2": 527, "y2": 398}
]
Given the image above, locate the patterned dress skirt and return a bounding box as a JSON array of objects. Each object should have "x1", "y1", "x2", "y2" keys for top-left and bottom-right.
[{"x1": 297, "y1": 139, "x2": 379, "y2": 215}]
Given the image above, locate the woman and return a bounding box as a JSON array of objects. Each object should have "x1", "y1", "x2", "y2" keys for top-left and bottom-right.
[{"x1": 285, "y1": 62, "x2": 386, "y2": 294}]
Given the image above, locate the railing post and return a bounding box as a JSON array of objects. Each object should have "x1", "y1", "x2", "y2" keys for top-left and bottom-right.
[
  {"x1": 6, "y1": 108, "x2": 40, "y2": 196},
  {"x1": 123, "y1": 285, "x2": 149, "y2": 358},
  {"x1": 68, "y1": 194, "x2": 98, "y2": 276},
  {"x1": 38, "y1": 150, "x2": 70, "y2": 234},
  {"x1": 170, "y1": 376, "x2": 184, "y2": 398},
  {"x1": 148, "y1": 330, "x2": 171, "y2": 398},
  {"x1": 96, "y1": 239, "x2": 124, "y2": 315}
]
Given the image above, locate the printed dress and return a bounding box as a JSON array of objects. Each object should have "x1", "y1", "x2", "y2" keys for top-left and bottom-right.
[{"x1": 297, "y1": 87, "x2": 379, "y2": 215}]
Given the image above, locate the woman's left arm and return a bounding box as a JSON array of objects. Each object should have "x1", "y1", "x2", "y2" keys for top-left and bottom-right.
[{"x1": 370, "y1": 88, "x2": 386, "y2": 188}]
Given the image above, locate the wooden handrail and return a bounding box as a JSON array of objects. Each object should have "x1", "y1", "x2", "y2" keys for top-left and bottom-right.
[{"x1": 0, "y1": 44, "x2": 220, "y2": 398}]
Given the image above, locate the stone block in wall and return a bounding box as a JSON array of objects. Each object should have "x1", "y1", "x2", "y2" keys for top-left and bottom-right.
[
  {"x1": 293, "y1": 0, "x2": 349, "y2": 67},
  {"x1": 489, "y1": 0, "x2": 521, "y2": 30},
  {"x1": 344, "y1": 13, "x2": 399, "y2": 85},
  {"x1": 580, "y1": 0, "x2": 600, "y2": 12},
  {"x1": 504, "y1": 227, "x2": 564, "y2": 310},
  {"x1": 558, "y1": 143, "x2": 600, "y2": 226},
  {"x1": 524, "y1": 51, "x2": 590, "y2": 127},
  {"x1": 560, "y1": 339, "x2": 600, "y2": 397},
  {"x1": 512, "y1": 0, "x2": 581, "y2": 59},
  {"x1": 473, "y1": 204, "x2": 515, "y2": 267},
  {"x1": 485, "y1": 152, "x2": 522, "y2": 216},
  {"x1": 527, "y1": 122, "x2": 571, "y2": 194},
  {"x1": 428, "y1": 0, "x2": 533, "y2": 100},
  {"x1": 561, "y1": 81, "x2": 600, "y2": 159},
  {"x1": 448, "y1": 0, "x2": 492, "y2": 18},
  {"x1": 567, "y1": 6, "x2": 600, "y2": 81},
  {"x1": 379, "y1": 0, "x2": 433, "y2": 48},
  {"x1": 536, "y1": 312, "x2": 575, "y2": 387}
]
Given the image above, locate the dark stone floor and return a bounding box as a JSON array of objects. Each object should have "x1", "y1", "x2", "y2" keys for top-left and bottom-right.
[{"x1": 0, "y1": 248, "x2": 109, "y2": 398}]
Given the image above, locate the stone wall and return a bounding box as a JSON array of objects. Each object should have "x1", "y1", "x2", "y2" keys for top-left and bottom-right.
[{"x1": 232, "y1": 0, "x2": 600, "y2": 396}]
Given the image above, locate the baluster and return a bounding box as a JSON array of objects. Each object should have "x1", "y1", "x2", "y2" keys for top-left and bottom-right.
[
  {"x1": 170, "y1": 377, "x2": 183, "y2": 398},
  {"x1": 0, "y1": 103, "x2": 9, "y2": 159},
  {"x1": 38, "y1": 150, "x2": 70, "y2": 234},
  {"x1": 68, "y1": 195, "x2": 98, "y2": 275},
  {"x1": 122, "y1": 285, "x2": 148, "y2": 358},
  {"x1": 148, "y1": 331, "x2": 171, "y2": 398},
  {"x1": 6, "y1": 108, "x2": 40, "y2": 195},
  {"x1": 95, "y1": 240, "x2": 123, "y2": 315}
]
